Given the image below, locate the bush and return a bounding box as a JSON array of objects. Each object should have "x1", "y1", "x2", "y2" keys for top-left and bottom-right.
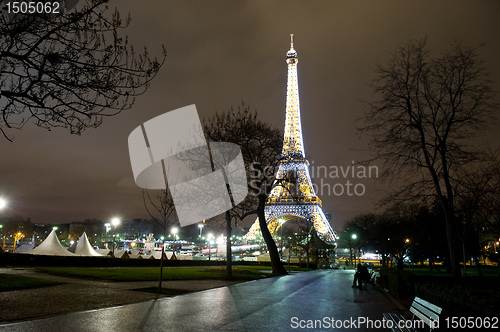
[{"x1": 378, "y1": 267, "x2": 416, "y2": 299}]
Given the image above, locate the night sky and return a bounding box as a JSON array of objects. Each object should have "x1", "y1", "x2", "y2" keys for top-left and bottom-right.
[{"x1": 1, "y1": 0, "x2": 500, "y2": 231}]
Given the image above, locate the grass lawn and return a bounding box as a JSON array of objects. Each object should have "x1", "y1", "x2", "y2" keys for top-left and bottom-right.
[
  {"x1": 425, "y1": 280, "x2": 500, "y2": 313},
  {"x1": 0, "y1": 273, "x2": 63, "y2": 292},
  {"x1": 406, "y1": 265, "x2": 498, "y2": 277},
  {"x1": 383, "y1": 265, "x2": 499, "y2": 313},
  {"x1": 36, "y1": 265, "x2": 278, "y2": 282}
]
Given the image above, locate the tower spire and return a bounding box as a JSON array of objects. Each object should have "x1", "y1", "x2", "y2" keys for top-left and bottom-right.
[{"x1": 283, "y1": 34, "x2": 304, "y2": 158}]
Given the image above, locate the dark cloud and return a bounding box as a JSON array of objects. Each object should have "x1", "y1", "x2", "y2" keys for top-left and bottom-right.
[{"x1": 1, "y1": 0, "x2": 499, "y2": 230}]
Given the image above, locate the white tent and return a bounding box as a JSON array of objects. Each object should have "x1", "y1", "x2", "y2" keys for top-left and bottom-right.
[
  {"x1": 73, "y1": 232, "x2": 103, "y2": 257},
  {"x1": 14, "y1": 244, "x2": 35, "y2": 253},
  {"x1": 150, "y1": 251, "x2": 176, "y2": 260},
  {"x1": 128, "y1": 251, "x2": 142, "y2": 259},
  {"x1": 96, "y1": 248, "x2": 112, "y2": 256},
  {"x1": 112, "y1": 250, "x2": 126, "y2": 258},
  {"x1": 15, "y1": 234, "x2": 35, "y2": 253},
  {"x1": 30, "y1": 229, "x2": 75, "y2": 256},
  {"x1": 68, "y1": 241, "x2": 77, "y2": 253}
]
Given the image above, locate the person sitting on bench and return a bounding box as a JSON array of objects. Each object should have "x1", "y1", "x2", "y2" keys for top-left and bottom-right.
[{"x1": 352, "y1": 263, "x2": 370, "y2": 289}]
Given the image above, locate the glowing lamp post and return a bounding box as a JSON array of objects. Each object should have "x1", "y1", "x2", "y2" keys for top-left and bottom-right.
[
  {"x1": 198, "y1": 224, "x2": 204, "y2": 253},
  {"x1": 0, "y1": 198, "x2": 6, "y2": 210},
  {"x1": 207, "y1": 233, "x2": 213, "y2": 261},
  {"x1": 171, "y1": 227, "x2": 178, "y2": 241},
  {"x1": 104, "y1": 223, "x2": 111, "y2": 249},
  {"x1": 0, "y1": 199, "x2": 6, "y2": 250},
  {"x1": 111, "y1": 218, "x2": 120, "y2": 258},
  {"x1": 351, "y1": 234, "x2": 357, "y2": 266},
  {"x1": 278, "y1": 218, "x2": 285, "y2": 259}
]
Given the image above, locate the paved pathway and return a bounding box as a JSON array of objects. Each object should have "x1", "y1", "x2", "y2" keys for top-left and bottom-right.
[
  {"x1": 0, "y1": 269, "x2": 405, "y2": 331},
  {"x1": 0, "y1": 267, "x2": 239, "y2": 322}
]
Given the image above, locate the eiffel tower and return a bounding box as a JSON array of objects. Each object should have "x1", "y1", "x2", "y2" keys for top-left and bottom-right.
[{"x1": 246, "y1": 35, "x2": 337, "y2": 243}]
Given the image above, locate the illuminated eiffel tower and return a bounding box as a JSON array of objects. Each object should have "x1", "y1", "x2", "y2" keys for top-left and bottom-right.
[{"x1": 246, "y1": 35, "x2": 337, "y2": 243}]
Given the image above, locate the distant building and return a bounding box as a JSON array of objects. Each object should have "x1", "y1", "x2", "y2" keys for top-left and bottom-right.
[{"x1": 115, "y1": 219, "x2": 154, "y2": 240}]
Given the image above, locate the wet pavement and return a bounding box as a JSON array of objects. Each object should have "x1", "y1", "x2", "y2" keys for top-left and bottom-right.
[
  {"x1": 0, "y1": 267, "x2": 240, "y2": 322},
  {"x1": 0, "y1": 269, "x2": 406, "y2": 331}
]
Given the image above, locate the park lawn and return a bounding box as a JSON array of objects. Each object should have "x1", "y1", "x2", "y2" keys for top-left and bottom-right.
[
  {"x1": 407, "y1": 265, "x2": 498, "y2": 277},
  {"x1": 386, "y1": 266, "x2": 499, "y2": 312},
  {"x1": 0, "y1": 273, "x2": 63, "y2": 292},
  {"x1": 36, "y1": 265, "x2": 276, "y2": 282},
  {"x1": 425, "y1": 280, "x2": 500, "y2": 313}
]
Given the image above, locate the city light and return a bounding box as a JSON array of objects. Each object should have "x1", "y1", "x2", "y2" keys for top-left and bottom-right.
[
  {"x1": 171, "y1": 227, "x2": 178, "y2": 240},
  {"x1": 0, "y1": 198, "x2": 6, "y2": 209},
  {"x1": 111, "y1": 218, "x2": 120, "y2": 226},
  {"x1": 111, "y1": 218, "x2": 120, "y2": 258}
]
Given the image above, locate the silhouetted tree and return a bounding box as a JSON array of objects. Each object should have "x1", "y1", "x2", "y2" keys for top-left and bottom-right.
[
  {"x1": 0, "y1": 0, "x2": 166, "y2": 141},
  {"x1": 204, "y1": 103, "x2": 288, "y2": 275},
  {"x1": 455, "y1": 148, "x2": 500, "y2": 275},
  {"x1": 142, "y1": 188, "x2": 177, "y2": 293},
  {"x1": 358, "y1": 37, "x2": 498, "y2": 277}
]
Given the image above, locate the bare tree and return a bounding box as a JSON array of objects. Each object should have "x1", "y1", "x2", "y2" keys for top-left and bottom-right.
[
  {"x1": 0, "y1": 0, "x2": 166, "y2": 141},
  {"x1": 465, "y1": 149, "x2": 500, "y2": 238},
  {"x1": 204, "y1": 103, "x2": 288, "y2": 275},
  {"x1": 455, "y1": 148, "x2": 500, "y2": 274},
  {"x1": 142, "y1": 188, "x2": 177, "y2": 293},
  {"x1": 358, "y1": 37, "x2": 498, "y2": 277}
]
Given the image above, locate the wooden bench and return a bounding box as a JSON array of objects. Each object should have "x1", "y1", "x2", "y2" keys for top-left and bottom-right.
[{"x1": 383, "y1": 297, "x2": 442, "y2": 332}]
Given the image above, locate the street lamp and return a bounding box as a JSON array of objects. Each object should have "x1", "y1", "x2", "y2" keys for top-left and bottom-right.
[
  {"x1": 278, "y1": 218, "x2": 285, "y2": 259},
  {"x1": 351, "y1": 234, "x2": 357, "y2": 266},
  {"x1": 198, "y1": 224, "x2": 204, "y2": 253},
  {"x1": 0, "y1": 199, "x2": 6, "y2": 249},
  {"x1": 111, "y1": 218, "x2": 120, "y2": 257},
  {"x1": 14, "y1": 231, "x2": 24, "y2": 250},
  {"x1": 104, "y1": 223, "x2": 111, "y2": 249},
  {"x1": 104, "y1": 223, "x2": 111, "y2": 247},
  {"x1": 207, "y1": 233, "x2": 213, "y2": 261}
]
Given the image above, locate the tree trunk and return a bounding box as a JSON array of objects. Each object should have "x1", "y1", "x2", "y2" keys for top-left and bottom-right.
[
  {"x1": 257, "y1": 194, "x2": 287, "y2": 275},
  {"x1": 475, "y1": 257, "x2": 483, "y2": 277},
  {"x1": 158, "y1": 240, "x2": 164, "y2": 293},
  {"x1": 462, "y1": 241, "x2": 466, "y2": 277},
  {"x1": 306, "y1": 243, "x2": 310, "y2": 269},
  {"x1": 443, "y1": 206, "x2": 461, "y2": 277},
  {"x1": 397, "y1": 256, "x2": 404, "y2": 270},
  {"x1": 225, "y1": 210, "x2": 233, "y2": 280}
]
